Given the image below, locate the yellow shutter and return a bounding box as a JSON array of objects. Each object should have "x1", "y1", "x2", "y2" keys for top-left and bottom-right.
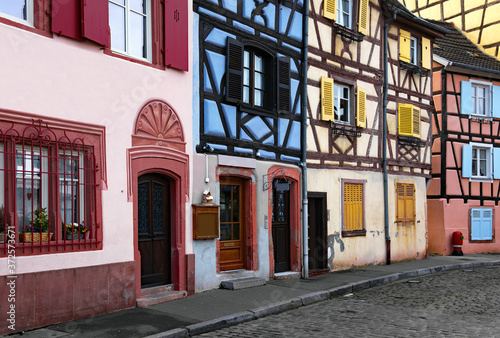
[
  {"x1": 396, "y1": 184, "x2": 406, "y2": 222},
  {"x1": 398, "y1": 103, "x2": 413, "y2": 136},
  {"x1": 399, "y1": 29, "x2": 411, "y2": 63},
  {"x1": 357, "y1": 0, "x2": 369, "y2": 35},
  {"x1": 421, "y1": 37, "x2": 431, "y2": 70},
  {"x1": 356, "y1": 86, "x2": 367, "y2": 128},
  {"x1": 412, "y1": 106, "x2": 420, "y2": 138},
  {"x1": 321, "y1": 76, "x2": 334, "y2": 121},
  {"x1": 344, "y1": 183, "x2": 363, "y2": 231},
  {"x1": 323, "y1": 0, "x2": 337, "y2": 20},
  {"x1": 405, "y1": 184, "x2": 415, "y2": 222}
]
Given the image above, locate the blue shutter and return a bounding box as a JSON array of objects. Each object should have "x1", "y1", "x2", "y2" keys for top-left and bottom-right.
[
  {"x1": 461, "y1": 81, "x2": 472, "y2": 115},
  {"x1": 492, "y1": 85, "x2": 500, "y2": 118},
  {"x1": 462, "y1": 144, "x2": 472, "y2": 178},
  {"x1": 494, "y1": 148, "x2": 500, "y2": 179},
  {"x1": 481, "y1": 209, "x2": 493, "y2": 240},
  {"x1": 470, "y1": 209, "x2": 481, "y2": 240}
]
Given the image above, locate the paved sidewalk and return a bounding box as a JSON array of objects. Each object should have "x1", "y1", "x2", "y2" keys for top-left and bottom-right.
[{"x1": 13, "y1": 254, "x2": 500, "y2": 338}]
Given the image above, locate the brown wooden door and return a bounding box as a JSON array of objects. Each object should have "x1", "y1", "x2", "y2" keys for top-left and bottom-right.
[
  {"x1": 308, "y1": 193, "x2": 328, "y2": 272},
  {"x1": 219, "y1": 177, "x2": 245, "y2": 271},
  {"x1": 272, "y1": 180, "x2": 290, "y2": 273},
  {"x1": 138, "y1": 174, "x2": 171, "y2": 287}
]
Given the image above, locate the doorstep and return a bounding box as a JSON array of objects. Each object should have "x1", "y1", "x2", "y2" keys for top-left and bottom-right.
[{"x1": 137, "y1": 285, "x2": 187, "y2": 307}]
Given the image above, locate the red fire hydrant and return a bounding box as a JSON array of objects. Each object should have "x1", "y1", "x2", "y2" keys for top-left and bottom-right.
[{"x1": 452, "y1": 231, "x2": 464, "y2": 256}]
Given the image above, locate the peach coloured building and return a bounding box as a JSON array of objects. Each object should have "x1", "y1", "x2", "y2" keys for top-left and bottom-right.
[{"x1": 428, "y1": 21, "x2": 500, "y2": 255}]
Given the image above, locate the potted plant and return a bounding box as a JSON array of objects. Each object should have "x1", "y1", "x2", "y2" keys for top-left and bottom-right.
[
  {"x1": 64, "y1": 223, "x2": 88, "y2": 240},
  {"x1": 20, "y1": 207, "x2": 53, "y2": 242}
]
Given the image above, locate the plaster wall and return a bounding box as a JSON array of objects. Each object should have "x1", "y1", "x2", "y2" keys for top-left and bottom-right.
[
  {"x1": 0, "y1": 21, "x2": 193, "y2": 276},
  {"x1": 308, "y1": 168, "x2": 427, "y2": 270},
  {"x1": 192, "y1": 154, "x2": 299, "y2": 292}
]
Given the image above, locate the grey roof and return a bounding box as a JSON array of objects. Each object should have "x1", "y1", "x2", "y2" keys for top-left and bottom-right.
[{"x1": 430, "y1": 20, "x2": 500, "y2": 73}]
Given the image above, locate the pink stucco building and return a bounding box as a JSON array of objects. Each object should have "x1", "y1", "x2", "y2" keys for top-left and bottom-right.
[{"x1": 0, "y1": 1, "x2": 193, "y2": 334}]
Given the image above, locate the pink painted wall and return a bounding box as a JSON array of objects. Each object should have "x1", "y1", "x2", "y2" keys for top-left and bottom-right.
[{"x1": 0, "y1": 14, "x2": 193, "y2": 276}]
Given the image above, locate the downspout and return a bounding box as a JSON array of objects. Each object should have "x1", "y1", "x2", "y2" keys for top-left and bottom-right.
[
  {"x1": 301, "y1": 0, "x2": 310, "y2": 279},
  {"x1": 383, "y1": 8, "x2": 397, "y2": 265}
]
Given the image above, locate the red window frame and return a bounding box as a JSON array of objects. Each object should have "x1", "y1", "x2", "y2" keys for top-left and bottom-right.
[
  {"x1": 0, "y1": 114, "x2": 105, "y2": 256},
  {"x1": 0, "y1": 0, "x2": 51, "y2": 37}
]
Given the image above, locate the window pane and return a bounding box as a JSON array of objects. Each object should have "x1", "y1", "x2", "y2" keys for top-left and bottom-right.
[
  {"x1": 479, "y1": 149, "x2": 487, "y2": 160},
  {"x1": 130, "y1": 0, "x2": 145, "y2": 13},
  {"x1": 129, "y1": 12, "x2": 146, "y2": 58},
  {"x1": 138, "y1": 182, "x2": 149, "y2": 234},
  {"x1": 244, "y1": 51, "x2": 250, "y2": 68},
  {"x1": 232, "y1": 186, "x2": 239, "y2": 222},
  {"x1": 478, "y1": 97, "x2": 485, "y2": 115},
  {"x1": 255, "y1": 72, "x2": 264, "y2": 90},
  {"x1": 255, "y1": 55, "x2": 263, "y2": 72},
  {"x1": 472, "y1": 157, "x2": 478, "y2": 176},
  {"x1": 255, "y1": 90, "x2": 264, "y2": 107},
  {"x1": 109, "y1": 2, "x2": 126, "y2": 52},
  {"x1": 480, "y1": 159, "x2": 487, "y2": 177},
  {"x1": 243, "y1": 86, "x2": 250, "y2": 104},
  {"x1": 472, "y1": 97, "x2": 477, "y2": 115},
  {"x1": 243, "y1": 69, "x2": 250, "y2": 86},
  {"x1": 232, "y1": 223, "x2": 240, "y2": 240},
  {"x1": 220, "y1": 223, "x2": 231, "y2": 240},
  {"x1": 0, "y1": 0, "x2": 27, "y2": 20},
  {"x1": 220, "y1": 185, "x2": 232, "y2": 222}
]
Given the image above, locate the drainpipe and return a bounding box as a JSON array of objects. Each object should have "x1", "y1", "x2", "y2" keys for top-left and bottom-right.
[
  {"x1": 301, "y1": 0, "x2": 310, "y2": 279},
  {"x1": 383, "y1": 8, "x2": 397, "y2": 265}
]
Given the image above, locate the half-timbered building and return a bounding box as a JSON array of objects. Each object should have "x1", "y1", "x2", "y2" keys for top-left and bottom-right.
[
  {"x1": 428, "y1": 21, "x2": 500, "y2": 255},
  {"x1": 192, "y1": 0, "x2": 306, "y2": 290},
  {"x1": 306, "y1": 0, "x2": 445, "y2": 271},
  {"x1": 0, "y1": 0, "x2": 191, "y2": 333}
]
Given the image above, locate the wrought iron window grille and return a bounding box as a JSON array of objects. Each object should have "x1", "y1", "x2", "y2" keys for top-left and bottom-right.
[
  {"x1": 332, "y1": 125, "x2": 362, "y2": 138},
  {"x1": 399, "y1": 61, "x2": 429, "y2": 77},
  {"x1": 398, "y1": 135, "x2": 425, "y2": 148},
  {"x1": 334, "y1": 24, "x2": 364, "y2": 42}
]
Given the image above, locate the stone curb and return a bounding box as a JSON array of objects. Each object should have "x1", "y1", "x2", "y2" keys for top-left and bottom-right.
[
  {"x1": 250, "y1": 297, "x2": 302, "y2": 319},
  {"x1": 153, "y1": 260, "x2": 500, "y2": 337}
]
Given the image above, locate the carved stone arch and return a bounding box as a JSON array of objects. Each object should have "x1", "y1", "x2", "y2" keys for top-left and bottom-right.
[{"x1": 132, "y1": 100, "x2": 186, "y2": 152}]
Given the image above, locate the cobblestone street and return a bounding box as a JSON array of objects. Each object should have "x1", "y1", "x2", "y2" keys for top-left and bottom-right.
[{"x1": 198, "y1": 266, "x2": 500, "y2": 337}]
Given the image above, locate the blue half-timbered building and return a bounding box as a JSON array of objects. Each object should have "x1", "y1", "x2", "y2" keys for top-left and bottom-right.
[{"x1": 192, "y1": 0, "x2": 306, "y2": 291}]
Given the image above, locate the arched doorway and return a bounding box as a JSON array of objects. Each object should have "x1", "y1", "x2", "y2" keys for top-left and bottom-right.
[{"x1": 138, "y1": 173, "x2": 172, "y2": 287}]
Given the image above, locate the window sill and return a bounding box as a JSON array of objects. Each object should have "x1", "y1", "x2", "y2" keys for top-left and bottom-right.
[
  {"x1": 334, "y1": 24, "x2": 364, "y2": 42},
  {"x1": 399, "y1": 61, "x2": 429, "y2": 77},
  {"x1": 469, "y1": 177, "x2": 493, "y2": 183},
  {"x1": 0, "y1": 16, "x2": 52, "y2": 38},
  {"x1": 395, "y1": 221, "x2": 415, "y2": 226},
  {"x1": 342, "y1": 230, "x2": 366, "y2": 237},
  {"x1": 469, "y1": 115, "x2": 493, "y2": 124},
  {"x1": 103, "y1": 48, "x2": 164, "y2": 70},
  {"x1": 239, "y1": 105, "x2": 275, "y2": 118}
]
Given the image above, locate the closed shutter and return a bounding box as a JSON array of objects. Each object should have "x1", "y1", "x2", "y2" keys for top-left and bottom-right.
[
  {"x1": 462, "y1": 144, "x2": 472, "y2": 178},
  {"x1": 323, "y1": 0, "x2": 337, "y2": 20},
  {"x1": 494, "y1": 148, "x2": 500, "y2": 179},
  {"x1": 396, "y1": 183, "x2": 415, "y2": 222},
  {"x1": 356, "y1": 87, "x2": 367, "y2": 128},
  {"x1": 398, "y1": 103, "x2": 413, "y2": 136},
  {"x1": 461, "y1": 81, "x2": 472, "y2": 116},
  {"x1": 277, "y1": 57, "x2": 291, "y2": 113},
  {"x1": 412, "y1": 106, "x2": 420, "y2": 138},
  {"x1": 165, "y1": 0, "x2": 189, "y2": 71},
  {"x1": 344, "y1": 183, "x2": 364, "y2": 231},
  {"x1": 357, "y1": 0, "x2": 369, "y2": 35},
  {"x1": 225, "y1": 38, "x2": 244, "y2": 104},
  {"x1": 492, "y1": 85, "x2": 500, "y2": 118},
  {"x1": 321, "y1": 77, "x2": 334, "y2": 121},
  {"x1": 399, "y1": 29, "x2": 411, "y2": 63},
  {"x1": 82, "y1": 0, "x2": 110, "y2": 47},
  {"x1": 52, "y1": 0, "x2": 81, "y2": 40},
  {"x1": 396, "y1": 184, "x2": 406, "y2": 222},
  {"x1": 421, "y1": 37, "x2": 431, "y2": 70},
  {"x1": 471, "y1": 209, "x2": 493, "y2": 240}
]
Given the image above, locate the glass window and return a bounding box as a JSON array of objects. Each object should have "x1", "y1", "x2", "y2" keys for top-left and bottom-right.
[
  {"x1": 0, "y1": 0, "x2": 33, "y2": 25},
  {"x1": 334, "y1": 84, "x2": 350, "y2": 123},
  {"x1": 410, "y1": 36, "x2": 418, "y2": 65},
  {"x1": 243, "y1": 49, "x2": 267, "y2": 108},
  {"x1": 337, "y1": 0, "x2": 352, "y2": 29},
  {"x1": 109, "y1": 0, "x2": 151, "y2": 60},
  {"x1": 219, "y1": 183, "x2": 240, "y2": 241},
  {"x1": 59, "y1": 151, "x2": 84, "y2": 226},
  {"x1": 472, "y1": 146, "x2": 491, "y2": 178},
  {"x1": 472, "y1": 84, "x2": 490, "y2": 116}
]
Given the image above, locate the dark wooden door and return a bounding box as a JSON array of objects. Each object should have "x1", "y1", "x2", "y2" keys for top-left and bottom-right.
[
  {"x1": 308, "y1": 193, "x2": 328, "y2": 272},
  {"x1": 272, "y1": 180, "x2": 290, "y2": 273},
  {"x1": 138, "y1": 174, "x2": 171, "y2": 287},
  {"x1": 219, "y1": 177, "x2": 245, "y2": 271}
]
